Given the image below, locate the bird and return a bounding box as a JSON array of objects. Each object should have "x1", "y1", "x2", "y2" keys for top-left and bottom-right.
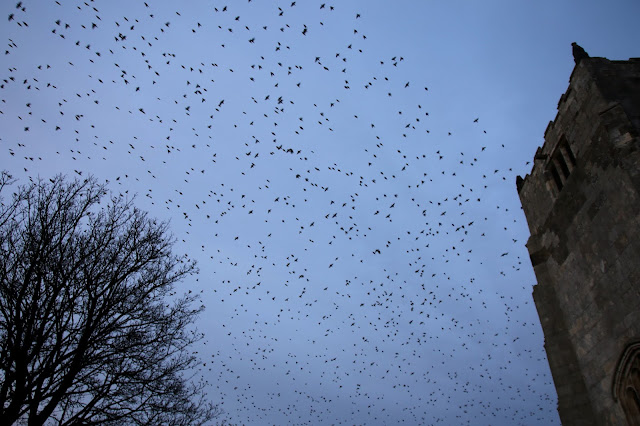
[
  {"x1": 0, "y1": 2, "x2": 555, "y2": 424},
  {"x1": 572, "y1": 42, "x2": 589, "y2": 64}
]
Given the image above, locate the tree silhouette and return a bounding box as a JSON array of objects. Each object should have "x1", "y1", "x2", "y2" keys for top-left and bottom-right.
[{"x1": 0, "y1": 172, "x2": 219, "y2": 425}]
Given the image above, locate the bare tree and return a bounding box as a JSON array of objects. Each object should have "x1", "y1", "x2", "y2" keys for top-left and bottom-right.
[{"x1": 0, "y1": 173, "x2": 220, "y2": 425}]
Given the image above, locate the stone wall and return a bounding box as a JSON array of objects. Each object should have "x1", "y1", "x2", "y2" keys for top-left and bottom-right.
[{"x1": 517, "y1": 57, "x2": 640, "y2": 425}]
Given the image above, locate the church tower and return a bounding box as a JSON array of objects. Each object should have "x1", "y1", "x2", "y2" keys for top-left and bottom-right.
[{"x1": 517, "y1": 51, "x2": 640, "y2": 425}]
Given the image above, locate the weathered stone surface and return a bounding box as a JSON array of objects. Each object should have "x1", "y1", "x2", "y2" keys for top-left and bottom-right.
[{"x1": 518, "y1": 56, "x2": 640, "y2": 425}]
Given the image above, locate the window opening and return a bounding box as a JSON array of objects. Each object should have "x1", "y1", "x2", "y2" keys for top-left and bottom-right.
[
  {"x1": 614, "y1": 343, "x2": 640, "y2": 425},
  {"x1": 555, "y1": 154, "x2": 570, "y2": 179},
  {"x1": 562, "y1": 140, "x2": 577, "y2": 166},
  {"x1": 545, "y1": 135, "x2": 576, "y2": 197},
  {"x1": 550, "y1": 165, "x2": 563, "y2": 191}
]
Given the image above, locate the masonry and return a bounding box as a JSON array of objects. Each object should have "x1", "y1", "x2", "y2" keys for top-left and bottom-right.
[{"x1": 517, "y1": 55, "x2": 640, "y2": 425}]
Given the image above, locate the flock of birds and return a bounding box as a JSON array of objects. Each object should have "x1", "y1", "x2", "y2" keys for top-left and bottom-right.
[{"x1": 1, "y1": 1, "x2": 560, "y2": 424}]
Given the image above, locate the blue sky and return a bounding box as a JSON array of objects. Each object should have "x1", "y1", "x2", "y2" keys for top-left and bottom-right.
[{"x1": 2, "y1": 0, "x2": 639, "y2": 424}]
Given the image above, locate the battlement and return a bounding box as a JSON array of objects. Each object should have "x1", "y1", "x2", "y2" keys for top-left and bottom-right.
[{"x1": 517, "y1": 57, "x2": 640, "y2": 234}]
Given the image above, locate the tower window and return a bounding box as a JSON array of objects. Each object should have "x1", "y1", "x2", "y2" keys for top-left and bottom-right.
[
  {"x1": 546, "y1": 135, "x2": 576, "y2": 196},
  {"x1": 562, "y1": 140, "x2": 577, "y2": 167},
  {"x1": 613, "y1": 342, "x2": 640, "y2": 425},
  {"x1": 555, "y1": 152, "x2": 571, "y2": 179},
  {"x1": 550, "y1": 165, "x2": 563, "y2": 191}
]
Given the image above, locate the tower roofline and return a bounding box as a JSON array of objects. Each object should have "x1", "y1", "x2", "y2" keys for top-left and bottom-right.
[{"x1": 517, "y1": 56, "x2": 640, "y2": 196}]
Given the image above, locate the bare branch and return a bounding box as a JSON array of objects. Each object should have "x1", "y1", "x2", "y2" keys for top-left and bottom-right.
[{"x1": 0, "y1": 174, "x2": 218, "y2": 425}]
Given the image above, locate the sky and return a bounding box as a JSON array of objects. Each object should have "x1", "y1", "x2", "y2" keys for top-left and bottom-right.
[{"x1": 1, "y1": 0, "x2": 639, "y2": 424}]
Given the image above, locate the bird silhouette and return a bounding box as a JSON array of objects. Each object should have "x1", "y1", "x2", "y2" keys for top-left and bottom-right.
[{"x1": 0, "y1": 2, "x2": 556, "y2": 425}]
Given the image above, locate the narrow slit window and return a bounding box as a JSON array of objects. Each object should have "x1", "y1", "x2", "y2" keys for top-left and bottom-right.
[
  {"x1": 565, "y1": 143, "x2": 577, "y2": 166},
  {"x1": 556, "y1": 153, "x2": 571, "y2": 179},
  {"x1": 546, "y1": 135, "x2": 578, "y2": 197},
  {"x1": 550, "y1": 165, "x2": 563, "y2": 191}
]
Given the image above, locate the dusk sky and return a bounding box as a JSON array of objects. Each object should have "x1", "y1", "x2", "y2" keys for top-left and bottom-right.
[{"x1": 2, "y1": 0, "x2": 639, "y2": 424}]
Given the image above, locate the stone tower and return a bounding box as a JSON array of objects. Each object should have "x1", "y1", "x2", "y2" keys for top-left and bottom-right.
[{"x1": 517, "y1": 54, "x2": 640, "y2": 425}]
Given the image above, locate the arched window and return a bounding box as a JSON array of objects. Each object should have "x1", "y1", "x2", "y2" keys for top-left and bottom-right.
[{"x1": 613, "y1": 342, "x2": 640, "y2": 425}]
